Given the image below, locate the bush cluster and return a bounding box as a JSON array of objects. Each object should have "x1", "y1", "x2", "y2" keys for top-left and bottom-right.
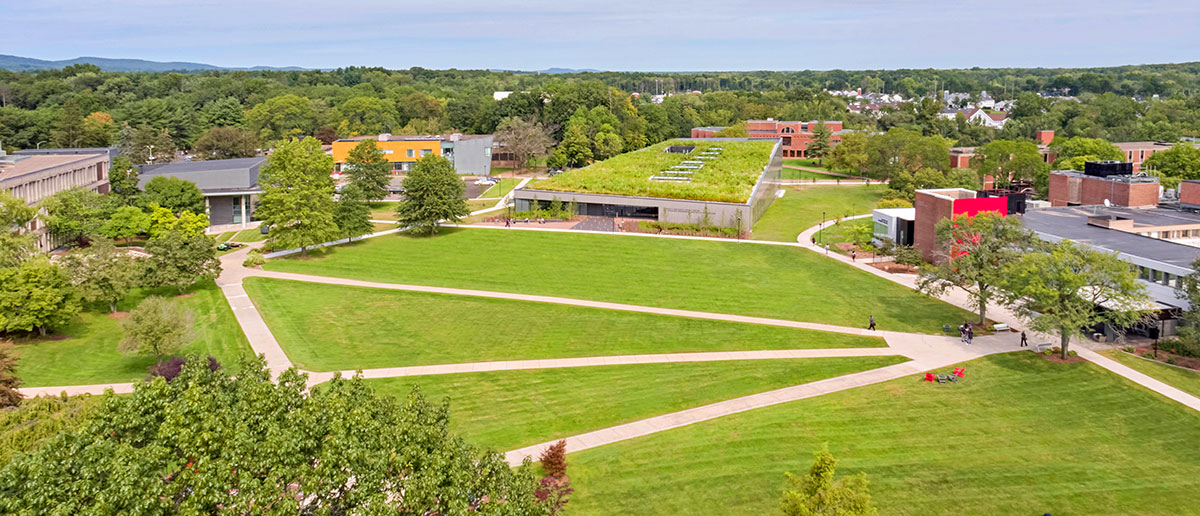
[{"x1": 638, "y1": 220, "x2": 740, "y2": 237}]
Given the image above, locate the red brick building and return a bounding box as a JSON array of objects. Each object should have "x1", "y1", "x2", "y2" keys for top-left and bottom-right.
[
  {"x1": 691, "y1": 119, "x2": 843, "y2": 159},
  {"x1": 913, "y1": 188, "x2": 1008, "y2": 262},
  {"x1": 1047, "y1": 169, "x2": 1159, "y2": 208}
]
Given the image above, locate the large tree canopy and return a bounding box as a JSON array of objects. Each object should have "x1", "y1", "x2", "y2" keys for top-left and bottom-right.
[
  {"x1": 396, "y1": 156, "x2": 469, "y2": 235},
  {"x1": 0, "y1": 357, "x2": 547, "y2": 515}
]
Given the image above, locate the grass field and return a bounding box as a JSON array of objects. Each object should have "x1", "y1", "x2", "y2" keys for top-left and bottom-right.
[
  {"x1": 365, "y1": 356, "x2": 907, "y2": 451},
  {"x1": 1102, "y1": 349, "x2": 1200, "y2": 398},
  {"x1": 262, "y1": 228, "x2": 971, "y2": 333},
  {"x1": 566, "y1": 353, "x2": 1200, "y2": 515},
  {"x1": 231, "y1": 228, "x2": 266, "y2": 242},
  {"x1": 243, "y1": 278, "x2": 887, "y2": 371},
  {"x1": 12, "y1": 281, "x2": 252, "y2": 387},
  {"x1": 214, "y1": 231, "x2": 237, "y2": 242},
  {"x1": 813, "y1": 218, "x2": 873, "y2": 252},
  {"x1": 479, "y1": 178, "x2": 520, "y2": 198},
  {"x1": 782, "y1": 168, "x2": 842, "y2": 180},
  {"x1": 751, "y1": 185, "x2": 886, "y2": 243},
  {"x1": 782, "y1": 158, "x2": 837, "y2": 172}
]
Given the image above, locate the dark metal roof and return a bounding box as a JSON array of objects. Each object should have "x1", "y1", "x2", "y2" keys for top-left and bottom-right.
[
  {"x1": 137, "y1": 157, "x2": 265, "y2": 193},
  {"x1": 1020, "y1": 206, "x2": 1200, "y2": 270}
]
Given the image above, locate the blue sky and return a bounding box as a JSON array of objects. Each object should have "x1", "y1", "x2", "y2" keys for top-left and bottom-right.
[{"x1": 6, "y1": 0, "x2": 1200, "y2": 71}]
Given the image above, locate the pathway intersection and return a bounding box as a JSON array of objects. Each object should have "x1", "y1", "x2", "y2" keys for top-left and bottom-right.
[{"x1": 20, "y1": 217, "x2": 1200, "y2": 466}]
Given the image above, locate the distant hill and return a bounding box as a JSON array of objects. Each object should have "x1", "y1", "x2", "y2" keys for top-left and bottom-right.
[
  {"x1": 489, "y1": 67, "x2": 605, "y2": 74},
  {"x1": 0, "y1": 54, "x2": 308, "y2": 72}
]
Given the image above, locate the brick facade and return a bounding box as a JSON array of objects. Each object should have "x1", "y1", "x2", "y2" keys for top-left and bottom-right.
[
  {"x1": 914, "y1": 190, "x2": 956, "y2": 262},
  {"x1": 691, "y1": 120, "x2": 843, "y2": 159},
  {"x1": 1181, "y1": 181, "x2": 1200, "y2": 207},
  {"x1": 1049, "y1": 170, "x2": 1159, "y2": 208}
]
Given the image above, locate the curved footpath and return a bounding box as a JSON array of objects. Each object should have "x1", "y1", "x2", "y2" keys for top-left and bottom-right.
[{"x1": 19, "y1": 217, "x2": 1200, "y2": 465}]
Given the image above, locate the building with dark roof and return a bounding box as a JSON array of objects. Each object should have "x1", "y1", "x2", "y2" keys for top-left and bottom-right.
[
  {"x1": 138, "y1": 157, "x2": 265, "y2": 229},
  {"x1": 690, "y1": 119, "x2": 845, "y2": 159}
]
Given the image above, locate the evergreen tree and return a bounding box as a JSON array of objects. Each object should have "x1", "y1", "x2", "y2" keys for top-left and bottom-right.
[
  {"x1": 255, "y1": 137, "x2": 339, "y2": 255},
  {"x1": 107, "y1": 157, "x2": 141, "y2": 206},
  {"x1": 333, "y1": 186, "x2": 374, "y2": 241},
  {"x1": 49, "y1": 100, "x2": 85, "y2": 148},
  {"x1": 395, "y1": 156, "x2": 468, "y2": 236},
  {"x1": 808, "y1": 122, "x2": 833, "y2": 165}
]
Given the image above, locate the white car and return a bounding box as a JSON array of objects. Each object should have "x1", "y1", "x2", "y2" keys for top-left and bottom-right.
[{"x1": 473, "y1": 177, "x2": 498, "y2": 186}]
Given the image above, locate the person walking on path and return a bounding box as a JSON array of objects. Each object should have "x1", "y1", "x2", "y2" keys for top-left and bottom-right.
[
  {"x1": 1020, "y1": 331, "x2": 1028, "y2": 347},
  {"x1": 851, "y1": 250, "x2": 857, "y2": 261},
  {"x1": 868, "y1": 315, "x2": 876, "y2": 331},
  {"x1": 966, "y1": 326, "x2": 974, "y2": 345},
  {"x1": 959, "y1": 324, "x2": 967, "y2": 343}
]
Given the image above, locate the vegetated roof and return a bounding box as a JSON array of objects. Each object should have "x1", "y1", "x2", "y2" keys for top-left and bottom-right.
[{"x1": 532, "y1": 139, "x2": 777, "y2": 203}]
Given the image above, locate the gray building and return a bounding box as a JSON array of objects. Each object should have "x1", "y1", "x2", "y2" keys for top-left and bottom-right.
[
  {"x1": 0, "y1": 146, "x2": 110, "y2": 250},
  {"x1": 138, "y1": 157, "x2": 265, "y2": 230},
  {"x1": 513, "y1": 138, "x2": 783, "y2": 230}
]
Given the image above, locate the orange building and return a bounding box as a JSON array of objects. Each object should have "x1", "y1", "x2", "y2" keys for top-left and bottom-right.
[{"x1": 331, "y1": 133, "x2": 494, "y2": 175}]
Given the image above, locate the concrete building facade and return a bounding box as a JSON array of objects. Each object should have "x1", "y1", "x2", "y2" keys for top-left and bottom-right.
[
  {"x1": 138, "y1": 157, "x2": 266, "y2": 231},
  {"x1": 0, "y1": 148, "x2": 110, "y2": 251}
]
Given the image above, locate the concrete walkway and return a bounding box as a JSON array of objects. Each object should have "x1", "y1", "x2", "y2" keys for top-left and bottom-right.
[{"x1": 304, "y1": 347, "x2": 908, "y2": 386}]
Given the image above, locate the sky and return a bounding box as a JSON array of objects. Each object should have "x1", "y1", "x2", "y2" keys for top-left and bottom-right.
[{"x1": 5, "y1": 0, "x2": 1200, "y2": 71}]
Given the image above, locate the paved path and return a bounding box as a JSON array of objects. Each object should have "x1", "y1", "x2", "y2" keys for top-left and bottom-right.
[
  {"x1": 304, "y1": 347, "x2": 907, "y2": 386},
  {"x1": 19, "y1": 382, "x2": 136, "y2": 397}
]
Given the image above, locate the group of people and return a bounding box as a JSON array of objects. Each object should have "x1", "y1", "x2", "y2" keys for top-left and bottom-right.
[{"x1": 958, "y1": 322, "x2": 975, "y2": 345}]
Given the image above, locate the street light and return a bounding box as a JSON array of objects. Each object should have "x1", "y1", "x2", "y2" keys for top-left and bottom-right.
[
  {"x1": 35, "y1": 140, "x2": 47, "y2": 149},
  {"x1": 146, "y1": 145, "x2": 155, "y2": 164},
  {"x1": 819, "y1": 210, "x2": 825, "y2": 245}
]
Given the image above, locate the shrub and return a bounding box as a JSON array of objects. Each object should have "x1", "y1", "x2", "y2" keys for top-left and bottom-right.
[
  {"x1": 1044, "y1": 349, "x2": 1053, "y2": 356},
  {"x1": 1068, "y1": 350, "x2": 1077, "y2": 357},
  {"x1": 1144, "y1": 352, "x2": 1156, "y2": 359},
  {"x1": 534, "y1": 475, "x2": 572, "y2": 516},
  {"x1": 147, "y1": 355, "x2": 221, "y2": 382},
  {"x1": 1167, "y1": 357, "x2": 1177, "y2": 365},
  {"x1": 637, "y1": 220, "x2": 739, "y2": 238},
  {"x1": 539, "y1": 440, "x2": 568, "y2": 478},
  {"x1": 243, "y1": 248, "x2": 265, "y2": 268},
  {"x1": 1124, "y1": 346, "x2": 1135, "y2": 353},
  {"x1": 877, "y1": 198, "x2": 913, "y2": 209}
]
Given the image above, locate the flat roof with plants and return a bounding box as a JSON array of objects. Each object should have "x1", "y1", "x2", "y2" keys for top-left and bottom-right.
[{"x1": 532, "y1": 139, "x2": 777, "y2": 203}]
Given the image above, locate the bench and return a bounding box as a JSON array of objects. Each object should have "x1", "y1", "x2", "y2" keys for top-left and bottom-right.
[
  {"x1": 1033, "y1": 343, "x2": 1052, "y2": 353},
  {"x1": 992, "y1": 323, "x2": 1009, "y2": 332}
]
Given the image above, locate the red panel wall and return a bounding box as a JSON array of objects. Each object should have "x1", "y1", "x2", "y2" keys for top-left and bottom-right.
[{"x1": 951, "y1": 197, "x2": 1007, "y2": 217}]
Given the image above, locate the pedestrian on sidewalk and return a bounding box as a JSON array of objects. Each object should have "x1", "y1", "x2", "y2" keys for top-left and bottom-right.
[
  {"x1": 851, "y1": 250, "x2": 857, "y2": 261},
  {"x1": 959, "y1": 324, "x2": 967, "y2": 343},
  {"x1": 825, "y1": 244, "x2": 830, "y2": 255},
  {"x1": 505, "y1": 218, "x2": 511, "y2": 227},
  {"x1": 1020, "y1": 331, "x2": 1028, "y2": 347},
  {"x1": 868, "y1": 315, "x2": 876, "y2": 331},
  {"x1": 966, "y1": 326, "x2": 974, "y2": 345}
]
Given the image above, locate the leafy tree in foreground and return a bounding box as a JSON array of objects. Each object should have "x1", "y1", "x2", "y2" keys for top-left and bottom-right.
[
  {"x1": 396, "y1": 155, "x2": 469, "y2": 236},
  {"x1": 1004, "y1": 240, "x2": 1150, "y2": 359},
  {"x1": 1144, "y1": 142, "x2": 1200, "y2": 180},
  {"x1": 0, "y1": 190, "x2": 37, "y2": 267},
  {"x1": 343, "y1": 139, "x2": 392, "y2": 202},
  {"x1": 100, "y1": 205, "x2": 150, "y2": 243},
  {"x1": 0, "y1": 357, "x2": 546, "y2": 514},
  {"x1": 256, "y1": 137, "x2": 339, "y2": 255},
  {"x1": 142, "y1": 230, "x2": 220, "y2": 294},
  {"x1": 59, "y1": 238, "x2": 141, "y2": 313},
  {"x1": 0, "y1": 343, "x2": 20, "y2": 408},
  {"x1": 118, "y1": 296, "x2": 196, "y2": 365},
  {"x1": 0, "y1": 258, "x2": 81, "y2": 337},
  {"x1": 141, "y1": 176, "x2": 205, "y2": 215},
  {"x1": 1171, "y1": 260, "x2": 1200, "y2": 356},
  {"x1": 917, "y1": 213, "x2": 1035, "y2": 325},
  {"x1": 1050, "y1": 136, "x2": 1123, "y2": 170},
  {"x1": 781, "y1": 445, "x2": 877, "y2": 516},
  {"x1": 828, "y1": 132, "x2": 868, "y2": 175},
  {"x1": 558, "y1": 123, "x2": 593, "y2": 168},
  {"x1": 970, "y1": 139, "x2": 1047, "y2": 188},
  {"x1": 495, "y1": 116, "x2": 556, "y2": 170},
  {"x1": 38, "y1": 186, "x2": 110, "y2": 243}
]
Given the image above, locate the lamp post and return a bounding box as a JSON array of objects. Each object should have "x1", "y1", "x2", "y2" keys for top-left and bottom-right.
[
  {"x1": 819, "y1": 210, "x2": 825, "y2": 245},
  {"x1": 146, "y1": 145, "x2": 155, "y2": 164},
  {"x1": 35, "y1": 140, "x2": 47, "y2": 149}
]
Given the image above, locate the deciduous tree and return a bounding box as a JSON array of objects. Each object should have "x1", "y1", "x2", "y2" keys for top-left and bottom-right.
[
  {"x1": 333, "y1": 187, "x2": 374, "y2": 242},
  {"x1": 0, "y1": 358, "x2": 546, "y2": 514},
  {"x1": 495, "y1": 116, "x2": 555, "y2": 170},
  {"x1": 255, "y1": 137, "x2": 339, "y2": 254},
  {"x1": 118, "y1": 296, "x2": 196, "y2": 365},
  {"x1": 918, "y1": 213, "x2": 1034, "y2": 324},
  {"x1": 141, "y1": 176, "x2": 205, "y2": 215},
  {"x1": 828, "y1": 132, "x2": 868, "y2": 175},
  {"x1": 59, "y1": 238, "x2": 141, "y2": 313},
  {"x1": 0, "y1": 258, "x2": 81, "y2": 337},
  {"x1": 38, "y1": 186, "x2": 109, "y2": 243},
  {"x1": 100, "y1": 205, "x2": 151, "y2": 242},
  {"x1": 343, "y1": 139, "x2": 391, "y2": 202},
  {"x1": 1004, "y1": 240, "x2": 1150, "y2": 359},
  {"x1": 107, "y1": 156, "x2": 141, "y2": 206},
  {"x1": 142, "y1": 230, "x2": 220, "y2": 294},
  {"x1": 971, "y1": 139, "x2": 1048, "y2": 187},
  {"x1": 781, "y1": 445, "x2": 877, "y2": 516},
  {"x1": 192, "y1": 126, "x2": 258, "y2": 160},
  {"x1": 558, "y1": 123, "x2": 592, "y2": 168},
  {"x1": 1050, "y1": 136, "x2": 1123, "y2": 170},
  {"x1": 395, "y1": 156, "x2": 468, "y2": 236},
  {"x1": 0, "y1": 343, "x2": 20, "y2": 408},
  {"x1": 0, "y1": 190, "x2": 37, "y2": 267}
]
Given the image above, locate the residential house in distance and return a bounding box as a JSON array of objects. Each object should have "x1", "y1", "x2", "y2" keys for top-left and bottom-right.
[
  {"x1": 691, "y1": 119, "x2": 845, "y2": 159},
  {"x1": 137, "y1": 157, "x2": 266, "y2": 231},
  {"x1": 0, "y1": 145, "x2": 111, "y2": 250},
  {"x1": 331, "y1": 133, "x2": 494, "y2": 176},
  {"x1": 938, "y1": 107, "x2": 1008, "y2": 129}
]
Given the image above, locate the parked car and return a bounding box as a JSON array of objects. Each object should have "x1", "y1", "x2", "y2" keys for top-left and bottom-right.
[{"x1": 473, "y1": 177, "x2": 498, "y2": 186}]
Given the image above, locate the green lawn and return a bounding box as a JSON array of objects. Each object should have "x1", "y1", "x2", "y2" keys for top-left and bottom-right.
[
  {"x1": 479, "y1": 178, "x2": 520, "y2": 198},
  {"x1": 214, "y1": 231, "x2": 237, "y2": 242},
  {"x1": 231, "y1": 228, "x2": 266, "y2": 242},
  {"x1": 782, "y1": 158, "x2": 854, "y2": 175},
  {"x1": 1102, "y1": 349, "x2": 1200, "y2": 398},
  {"x1": 365, "y1": 356, "x2": 907, "y2": 451},
  {"x1": 751, "y1": 185, "x2": 886, "y2": 243},
  {"x1": 813, "y1": 218, "x2": 873, "y2": 252},
  {"x1": 369, "y1": 201, "x2": 398, "y2": 221},
  {"x1": 263, "y1": 228, "x2": 971, "y2": 333},
  {"x1": 243, "y1": 278, "x2": 887, "y2": 371},
  {"x1": 12, "y1": 281, "x2": 252, "y2": 387},
  {"x1": 467, "y1": 199, "x2": 496, "y2": 213},
  {"x1": 566, "y1": 353, "x2": 1200, "y2": 516},
  {"x1": 782, "y1": 168, "x2": 842, "y2": 180}
]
